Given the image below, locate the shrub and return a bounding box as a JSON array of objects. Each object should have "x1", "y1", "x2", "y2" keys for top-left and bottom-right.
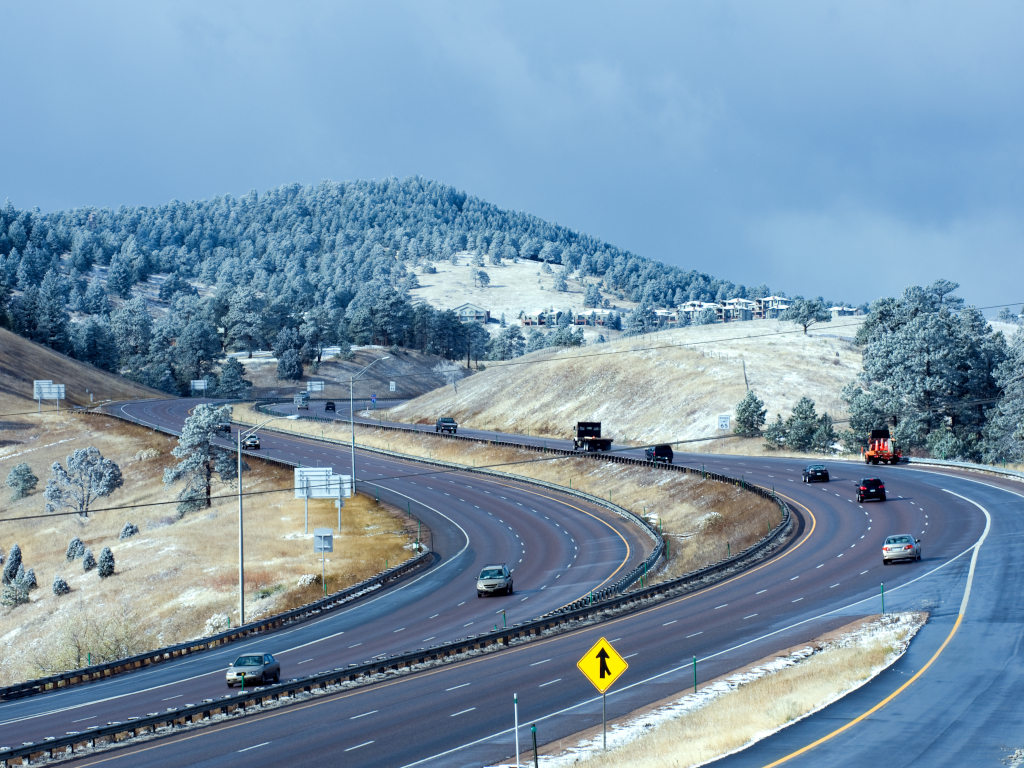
[
  {"x1": 98, "y1": 547, "x2": 115, "y2": 578},
  {"x1": 82, "y1": 549, "x2": 96, "y2": 572},
  {"x1": 6, "y1": 462, "x2": 38, "y2": 500},
  {"x1": 2, "y1": 543, "x2": 22, "y2": 585},
  {"x1": 119, "y1": 522, "x2": 139, "y2": 540},
  {"x1": 52, "y1": 576, "x2": 71, "y2": 596},
  {"x1": 66, "y1": 537, "x2": 85, "y2": 561},
  {"x1": 0, "y1": 582, "x2": 28, "y2": 608}
]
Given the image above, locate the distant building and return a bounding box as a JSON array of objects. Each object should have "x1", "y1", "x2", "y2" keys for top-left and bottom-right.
[
  {"x1": 755, "y1": 296, "x2": 792, "y2": 319},
  {"x1": 453, "y1": 303, "x2": 490, "y2": 324},
  {"x1": 829, "y1": 305, "x2": 861, "y2": 320}
]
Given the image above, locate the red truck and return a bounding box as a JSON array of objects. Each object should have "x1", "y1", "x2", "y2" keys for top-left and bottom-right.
[{"x1": 863, "y1": 428, "x2": 901, "y2": 465}]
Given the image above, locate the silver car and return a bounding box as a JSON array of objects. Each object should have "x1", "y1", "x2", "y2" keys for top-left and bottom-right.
[
  {"x1": 226, "y1": 652, "x2": 280, "y2": 687},
  {"x1": 882, "y1": 534, "x2": 922, "y2": 565},
  {"x1": 476, "y1": 564, "x2": 513, "y2": 597}
]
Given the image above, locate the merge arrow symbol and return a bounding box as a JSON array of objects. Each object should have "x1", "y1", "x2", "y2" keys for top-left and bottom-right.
[{"x1": 596, "y1": 647, "x2": 611, "y2": 678}]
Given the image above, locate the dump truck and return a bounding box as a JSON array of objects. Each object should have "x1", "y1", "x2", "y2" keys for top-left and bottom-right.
[
  {"x1": 573, "y1": 421, "x2": 612, "y2": 452},
  {"x1": 863, "y1": 428, "x2": 901, "y2": 465}
]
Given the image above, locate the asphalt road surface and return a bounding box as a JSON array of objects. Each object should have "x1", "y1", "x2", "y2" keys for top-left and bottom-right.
[{"x1": 6, "y1": 399, "x2": 1018, "y2": 767}]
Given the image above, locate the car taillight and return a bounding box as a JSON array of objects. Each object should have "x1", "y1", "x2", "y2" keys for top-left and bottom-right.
[{"x1": 904, "y1": 545, "x2": 913, "y2": 550}]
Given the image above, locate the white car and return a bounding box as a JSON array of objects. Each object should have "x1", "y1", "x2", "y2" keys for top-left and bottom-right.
[
  {"x1": 882, "y1": 534, "x2": 921, "y2": 564},
  {"x1": 242, "y1": 434, "x2": 260, "y2": 450}
]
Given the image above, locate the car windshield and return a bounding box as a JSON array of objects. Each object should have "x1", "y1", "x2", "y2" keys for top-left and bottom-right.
[
  {"x1": 886, "y1": 536, "x2": 911, "y2": 545},
  {"x1": 233, "y1": 655, "x2": 263, "y2": 667},
  {"x1": 480, "y1": 569, "x2": 504, "y2": 579},
  {"x1": 808, "y1": 465, "x2": 824, "y2": 470}
]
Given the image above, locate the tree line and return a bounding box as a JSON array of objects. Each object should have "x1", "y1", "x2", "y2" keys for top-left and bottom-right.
[{"x1": 733, "y1": 281, "x2": 1024, "y2": 464}]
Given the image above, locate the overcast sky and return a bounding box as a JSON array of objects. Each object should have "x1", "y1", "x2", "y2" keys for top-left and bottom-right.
[{"x1": 2, "y1": 2, "x2": 1021, "y2": 311}]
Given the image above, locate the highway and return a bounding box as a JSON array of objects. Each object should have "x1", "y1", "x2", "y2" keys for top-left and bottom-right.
[{"x1": 4, "y1": 398, "x2": 1018, "y2": 767}]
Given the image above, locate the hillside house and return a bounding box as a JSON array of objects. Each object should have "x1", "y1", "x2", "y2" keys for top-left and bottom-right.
[
  {"x1": 829, "y1": 305, "x2": 861, "y2": 319},
  {"x1": 755, "y1": 296, "x2": 792, "y2": 319},
  {"x1": 453, "y1": 303, "x2": 490, "y2": 324}
]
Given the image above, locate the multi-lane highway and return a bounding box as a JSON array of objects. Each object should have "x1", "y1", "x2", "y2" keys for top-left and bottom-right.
[{"x1": 3, "y1": 398, "x2": 1018, "y2": 767}]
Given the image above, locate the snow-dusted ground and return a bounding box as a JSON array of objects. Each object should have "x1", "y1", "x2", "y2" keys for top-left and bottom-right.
[{"x1": 487, "y1": 612, "x2": 925, "y2": 768}]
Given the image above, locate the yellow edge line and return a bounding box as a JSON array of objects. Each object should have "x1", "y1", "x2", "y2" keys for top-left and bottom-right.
[{"x1": 762, "y1": 612, "x2": 965, "y2": 767}]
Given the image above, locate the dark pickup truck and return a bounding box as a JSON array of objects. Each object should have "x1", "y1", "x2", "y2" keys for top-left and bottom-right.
[{"x1": 436, "y1": 417, "x2": 458, "y2": 434}]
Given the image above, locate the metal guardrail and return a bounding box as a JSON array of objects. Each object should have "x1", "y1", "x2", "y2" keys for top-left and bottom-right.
[{"x1": 907, "y1": 456, "x2": 1024, "y2": 481}]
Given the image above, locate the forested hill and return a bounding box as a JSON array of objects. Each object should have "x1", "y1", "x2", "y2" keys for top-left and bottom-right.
[
  {"x1": 1, "y1": 177, "x2": 754, "y2": 314},
  {"x1": 0, "y1": 177, "x2": 763, "y2": 395}
]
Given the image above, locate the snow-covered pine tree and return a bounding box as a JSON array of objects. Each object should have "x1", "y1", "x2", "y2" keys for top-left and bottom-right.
[{"x1": 98, "y1": 547, "x2": 115, "y2": 578}]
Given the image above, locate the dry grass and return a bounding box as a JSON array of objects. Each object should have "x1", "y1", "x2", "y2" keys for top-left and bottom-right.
[
  {"x1": 0, "y1": 401, "x2": 413, "y2": 686},
  {"x1": 0, "y1": 327, "x2": 161, "y2": 408},
  {"x1": 540, "y1": 613, "x2": 925, "y2": 768},
  {"x1": 385, "y1": 318, "x2": 864, "y2": 451},
  {"x1": 232, "y1": 405, "x2": 780, "y2": 582}
]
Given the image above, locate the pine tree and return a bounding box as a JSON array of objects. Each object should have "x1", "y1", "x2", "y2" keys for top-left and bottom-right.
[
  {"x1": 119, "y1": 522, "x2": 140, "y2": 540},
  {"x1": 5, "y1": 462, "x2": 38, "y2": 500},
  {"x1": 734, "y1": 391, "x2": 767, "y2": 437},
  {"x1": 277, "y1": 349, "x2": 303, "y2": 380},
  {"x1": 98, "y1": 547, "x2": 115, "y2": 578},
  {"x1": 785, "y1": 397, "x2": 820, "y2": 452},
  {"x1": 2, "y1": 543, "x2": 22, "y2": 585},
  {"x1": 82, "y1": 549, "x2": 96, "y2": 572},
  {"x1": 66, "y1": 536, "x2": 86, "y2": 561},
  {"x1": 52, "y1": 575, "x2": 71, "y2": 596},
  {"x1": 763, "y1": 415, "x2": 787, "y2": 451},
  {"x1": 217, "y1": 358, "x2": 252, "y2": 398},
  {"x1": 163, "y1": 403, "x2": 237, "y2": 516}
]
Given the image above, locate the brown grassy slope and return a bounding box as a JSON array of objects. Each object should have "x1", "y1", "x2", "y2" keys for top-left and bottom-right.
[
  {"x1": 234, "y1": 347, "x2": 458, "y2": 400},
  {"x1": 387, "y1": 318, "x2": 864, "y2": 449},
  {"x1": 0, "y1": 327, "x2": 162, "y2": 408}
]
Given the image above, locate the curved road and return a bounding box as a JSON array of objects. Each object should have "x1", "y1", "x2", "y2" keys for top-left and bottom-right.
[{"x1": 6, "y1": 399, "x2": 1018, "y2": 767}]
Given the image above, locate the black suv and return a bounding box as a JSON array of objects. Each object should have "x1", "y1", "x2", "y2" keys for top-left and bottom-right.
[
  {"x1": 857, "y1": 477, "x2": 886, "y2": 503},
  {"x1": 324, "y1": 401, "x2": 336, "y2": 412},
  {"x1": 644, "y1": 444, "x2": 673, "y2": 463}
]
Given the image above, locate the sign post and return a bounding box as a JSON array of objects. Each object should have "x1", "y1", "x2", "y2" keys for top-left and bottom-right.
[
  {"x1": 577, "y1": 637, "x2": 628, "y2": 750},
  {"x1": 313, "y1": 528, "x2": 333, "y2": 596}
]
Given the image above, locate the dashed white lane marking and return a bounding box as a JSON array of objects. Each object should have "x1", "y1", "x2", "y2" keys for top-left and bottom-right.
[
  {"x1": 393, "y1": 627, "x2": 405, "y2": 633},
  {"x1": 446, "y1": 683, "x2": 470, "y2": 692},
  {"x1": 743, "y1": 614, "x2": 758, "y2": 620},
  {"x1": 860, "y1": 570, "x2": 869, "y2": 575},
  {"x1": 451, "y1": 708, "x2": 477, "y2": 717},
  {"x1": 297, "y1": 659, "x2": 313, "y2": 665},
  {"x1": 663, "y1": 619, "x2": 678, "y2": 627},
  {"x1": 350, "y1": 710, "x2": 378, "y2": 720},
  {"x1": 816, "y1": 563, "x2": 824, "y2": 569},
  {"x1": 423, "y1": 636, "x2": 435, "y2": 643},
  {"x1": 686, "y1": 631, "x2": 703, "y2": 638},
  {"x1": 73, "y1": 715, "x2": 97, "y2": 722},
  {"x1": 792, "y1": 597, "x2": 804, "y2": 603},
  {"x1": 714, "y1": 604, "x2": 728, "y2": 610},
  {"x1": 756, "y1": 589, "x2": 767, "y2": 595},
  {"x1": 530, "y1": 659, "x2": 551, "y2": 667},
  {"x1": 238, "y1": 742, "x2": 271, "y2": 753},
  {"x1": 830, "y1": 584, "x2": 840, "y2": 588},
  {"x1": 429, "y1": 613, "x2": 439, "y2": 619},
  {"x1": 539, "y1": 679, "x2": 561, "y2": 688},
  {"x1": 344, "y1": 741, "x2": 374, "y2": 752},
  {"x1": 789, "y1": 575, "x2": 799, "y2": 581}
]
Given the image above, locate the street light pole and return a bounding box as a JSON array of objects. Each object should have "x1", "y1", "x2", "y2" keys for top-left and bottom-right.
[
  {"x1": 237, "y1": 413, "x2": 298, "y2": 626},
  {"x1": 349, "y1": 355, "x2": 390, "y2": 496}
]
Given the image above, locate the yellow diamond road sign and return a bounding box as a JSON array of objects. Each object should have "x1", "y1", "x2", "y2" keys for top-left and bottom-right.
[{"x1": 577, "y1": 637, "x2": 628, "y2": 693}]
